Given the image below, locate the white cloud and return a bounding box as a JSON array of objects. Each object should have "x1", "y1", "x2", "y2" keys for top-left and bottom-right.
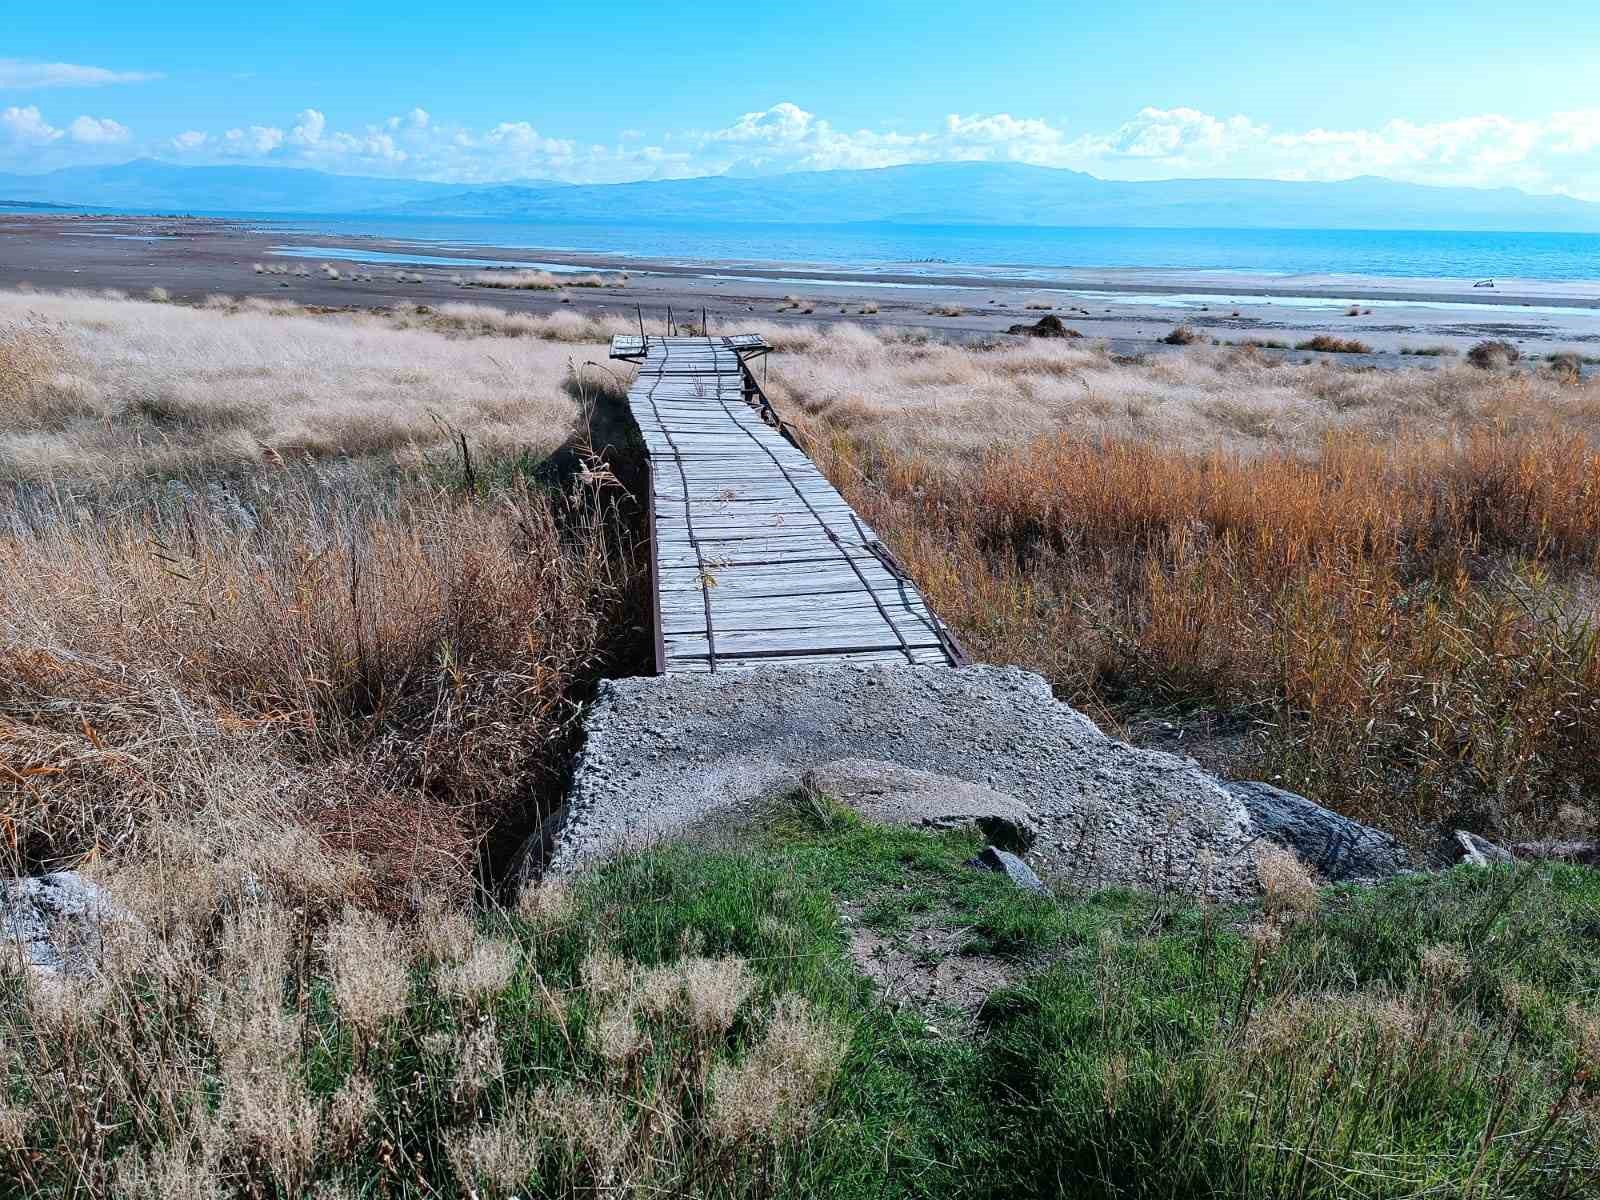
[
  {"x1": 482, "y1": 121, "x2": 572, "y2": 155},
  {"x1": 669, "y1": 102, "x2": 1600, "y2": 200},
  {"x1": 223, "y1": 125, "x2": 285, "y2": 155},
  {"x1": 68, "y1": 115, "x2": 130, "y2": 145},
  {"x1": 1, "y1": 105, "x2": 62, "y2": 144},
  {"x1": 17, "y1": 100, "x2": 1600, "y2": 200},
  {"x1": 0, "y1": 59, "x2": 161, "y2": 89},
  {"x1": 289, "y1": 108, "x2": 326, "y2": 146},
  {"x1": 1075, "y1": 106, "x2": 1266, "y2": 160},
  {"x1": 715, "y1": 102, "x2": 817, "y2": 144}
]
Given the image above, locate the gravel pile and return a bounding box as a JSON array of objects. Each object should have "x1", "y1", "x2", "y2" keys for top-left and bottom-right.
[{"x1": 539, "y1": 663, "x2": 1260, "y2": 899}]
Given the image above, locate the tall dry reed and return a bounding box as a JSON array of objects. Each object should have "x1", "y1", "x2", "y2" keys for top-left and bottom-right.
[
  {"x1": 804, "y1": 383, "x2": 1600, "y2": 840},
  {"x1": 0, "y1": 464, "x2": 642, "y2": 895}
]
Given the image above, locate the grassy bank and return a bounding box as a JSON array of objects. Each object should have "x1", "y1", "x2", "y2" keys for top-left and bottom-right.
[{"x1": 3, "y1": 804, "x2": 1596, "y2": 1197}]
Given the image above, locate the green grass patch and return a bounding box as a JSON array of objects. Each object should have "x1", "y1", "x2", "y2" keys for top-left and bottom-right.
[{"x1": 3, "y1": 812, "x2": 1597, "y2": 1198}]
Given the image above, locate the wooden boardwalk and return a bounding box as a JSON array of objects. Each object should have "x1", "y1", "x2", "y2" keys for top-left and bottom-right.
[{"x1": 612, "y1": 334, "x2": 962, "y2": 674}]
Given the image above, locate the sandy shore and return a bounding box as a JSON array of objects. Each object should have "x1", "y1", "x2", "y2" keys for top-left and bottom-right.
[{"x1": 3, "y1": 213, "x2": 1597, "y2": 363}]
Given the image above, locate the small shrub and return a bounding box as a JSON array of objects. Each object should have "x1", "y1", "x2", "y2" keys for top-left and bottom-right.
[
  {"x1": 1466, "y1": 339, "x2": 1520, "y2": 369},
  {"x1": 928, "y1": 304, "x2": 965, "y2": 318},
  {"x1": 567, "y1": 272, "x2": 627, "y2": 288},
  {"x1": 1161, "y1": 324, "x2": 1204, "y2": 345},
  {"x1": 1400, "y1": 344, "x2": 1457, "y2": 356},
  {"x1": 1547, "y1": 351, "x2": 1583, "y2": 382},
  {"x1": 1295, "y1": 335, "x2": 1372, "y2": 354},
  {"x1": 1255, "y1": 845, "x2": 1320, "y2": 917},
  {"x1": 460, "y1": 269, "x2": 622, "y2": 291}
]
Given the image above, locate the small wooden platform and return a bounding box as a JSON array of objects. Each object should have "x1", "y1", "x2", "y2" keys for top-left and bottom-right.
[{"x1": 613, "y1": 334, "x2": 961, "y2": 674}]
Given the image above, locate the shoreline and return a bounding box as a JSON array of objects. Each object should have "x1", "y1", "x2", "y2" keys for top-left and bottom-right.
[
  {"x1": 256, "y1": 218, "x2": 1600, "y2": 307},
  {"x1": 4, "y1": 212, "x2": 1598, "y2": 362}
]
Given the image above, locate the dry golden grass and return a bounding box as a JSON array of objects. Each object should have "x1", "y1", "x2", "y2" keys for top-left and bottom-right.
[
  {"x1": 455, "y1": 268, "x2": 627, "y2": 291},
  {"x1": 0, "y1": 471, "x2": 641, "y2": 894},
  {"x1": 779, "y1": 334, "x2": 1600, "y2": 840},
  {"x1": 0, "y1": 290, "x2": 601, "y2": 478}
]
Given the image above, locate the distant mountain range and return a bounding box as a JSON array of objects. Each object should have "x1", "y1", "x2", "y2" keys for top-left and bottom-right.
[
  {"x1": 394, "y1": 164, "x2": 1600, "y2": 232},
  {"x1": 3, "y1": 158, "x2": 1599, "y2": 233},
  {"x1": 0, "y1": 160, "x2": 561, "y2": 214}
]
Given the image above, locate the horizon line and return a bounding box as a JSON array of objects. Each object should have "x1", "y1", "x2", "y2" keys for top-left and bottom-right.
[{"x1": 2, "y1": 156, "x2": 1593, "y2": 203}]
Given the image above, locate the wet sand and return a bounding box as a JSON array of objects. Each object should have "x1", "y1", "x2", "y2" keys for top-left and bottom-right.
[{"x1": 3, "y1": 213, "x2": 1597, "y2": 364}]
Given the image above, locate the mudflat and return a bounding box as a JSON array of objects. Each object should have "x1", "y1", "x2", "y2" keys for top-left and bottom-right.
[{"x1": 3, "y1": 212, "x2": 1597, "y2": 362}]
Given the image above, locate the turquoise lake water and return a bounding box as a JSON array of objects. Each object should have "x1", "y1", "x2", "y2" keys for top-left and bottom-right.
[{"x1": 240, "y1": 214, "x2": 1600, "y2": 284}]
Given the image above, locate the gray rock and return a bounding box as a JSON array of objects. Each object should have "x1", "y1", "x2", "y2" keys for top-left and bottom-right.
[
  {"x1": 1454, "y1": 830, "x2": 1514, "y2": 868},
  {"x1": 1509, "y1": 840, "x2": 1600, "y2": 867},
  {"x1": 966, "y1": 846, "x2": 1049, "y2": 894},
  {"x1": 535, "y1": 664, "x2": 1258, "y2": 900},
  {"x1": 1227, "y1": 781, "x2": 1414, "y2": 881},
  {"x1": 1, "y1": 872, "x2": 132, "y2": 976},
  {"x1": 802, "y1": 758, "x2": 1039, "y2": 850}
]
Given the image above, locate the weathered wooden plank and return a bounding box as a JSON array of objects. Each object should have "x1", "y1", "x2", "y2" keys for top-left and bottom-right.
[
  {"x1": 656, "y1": 518, "x2": 870, "y2": 543},
  {"x1": 654, "y1": 500, "x2": 858, "y2": 522},
  {"x1": 705, "y1": 590, "x2": 936, "y2": 620},
  {"x1": 664, "y1": 629, "x2": 945, "y2": 658},
  {"x1": 647, "y1": 461, "x2": 827, "y2": 479},
  {"x1": 616, "y1": 335, "x2": 955, "y2": 674},
  {"x1": 669, "y1": 650, "x2": 914, "y2": 673},
  {"x1": 654, "y1": 518, "x2": 874, "y2": 541},
  {"x1": 663, "y1": 613, "x2": 921, "y2": 642},
  {"x1": 659, "y1": 570, "x2": 912, "y2": 600},
  {"x1": 656, "y1": 541, "x2": 878, "y2": 569},
  {"x1": 652, "y1": 485, "x2": 838, "y2": 504},
  {"x1": 663, "y1": 603, "x2": 941, "y2": 637}
]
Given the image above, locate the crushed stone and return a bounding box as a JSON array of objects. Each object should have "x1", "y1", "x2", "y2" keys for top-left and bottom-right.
[{"x1": 540, "y1": 663, "x2": 1259, "y2": 900}]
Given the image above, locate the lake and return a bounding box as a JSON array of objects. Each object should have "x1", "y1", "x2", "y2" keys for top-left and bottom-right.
[{"x1": 237, "y1": 213, "x2": 1600, "y2": 284}]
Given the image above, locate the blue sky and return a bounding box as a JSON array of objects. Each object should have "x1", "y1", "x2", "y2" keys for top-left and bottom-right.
[{"x1": 5, "y1": 0, "x2": 1600, "y2": 196}]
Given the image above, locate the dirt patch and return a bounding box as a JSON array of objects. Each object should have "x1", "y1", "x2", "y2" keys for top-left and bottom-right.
[{"x1": 846, "y1": 917, "x2": 1013, "y2": 1020}]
